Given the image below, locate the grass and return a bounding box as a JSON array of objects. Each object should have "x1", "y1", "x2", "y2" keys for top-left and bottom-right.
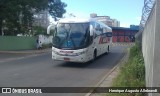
[{"x1": 106, "y1": 44, "x2": 145, "y2": 96}]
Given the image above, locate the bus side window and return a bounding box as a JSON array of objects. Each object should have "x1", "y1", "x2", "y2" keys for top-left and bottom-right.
[
  {"x1": 99, "y1": 25, "x2": 103, "y2": 33},
  {"x1": 95, "y1": 24, "x2": 100, "y2": 31}
]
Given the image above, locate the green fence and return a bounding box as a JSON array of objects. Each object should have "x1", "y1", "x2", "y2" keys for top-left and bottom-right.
[{"x1": 0, "y1": 36, "x2": 36, "y2": 51}]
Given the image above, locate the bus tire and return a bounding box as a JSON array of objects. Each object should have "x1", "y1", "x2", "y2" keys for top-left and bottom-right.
[
  {"x1": 91, "y1": 50, "x2": 97, "y2": 62},
  {"x1": 108, "y1": 46, "x2": 110, "y2": 53}
]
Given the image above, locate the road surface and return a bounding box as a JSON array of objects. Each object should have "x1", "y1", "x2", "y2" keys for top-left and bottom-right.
[{"x1": 0, "y1": 46, "x2": 127, "y2": 96}]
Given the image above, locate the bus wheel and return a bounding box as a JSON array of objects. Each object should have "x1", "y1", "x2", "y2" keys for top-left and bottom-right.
[
  {"x1": 91, "y1": 50, "x2": 97, "y2": 62},
  {"x1": 108, "y1": 46, "x2": 110, "y2": 53}
]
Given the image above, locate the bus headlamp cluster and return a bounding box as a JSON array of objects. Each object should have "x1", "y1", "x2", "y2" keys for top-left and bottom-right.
[
  {"x1": 73, "y1": 51, "x2": 86, "y2": 56},
  {"x1": 52, "y1": 50, "x2": 60, "y2": 55}
]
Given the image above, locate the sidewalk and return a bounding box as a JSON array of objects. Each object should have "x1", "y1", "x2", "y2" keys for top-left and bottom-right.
[
  {"x1": 85, "y1": 48, "x2": 130, "y2": 96},
  {"x1": 112, "y1": 42, "x2": 135, "y2": 46}
]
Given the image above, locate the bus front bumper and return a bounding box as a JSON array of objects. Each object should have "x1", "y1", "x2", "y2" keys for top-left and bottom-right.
[{"x1": 52, "y1": 53, "x2": 89, "y2": 63}]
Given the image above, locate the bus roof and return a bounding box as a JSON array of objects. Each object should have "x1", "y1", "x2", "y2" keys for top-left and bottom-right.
[
  {"x1": 58, "y1": 18, "x2": 91, "y2": 23},
  {"x1": 57, "y1": 18, "x2": 112, "y2": 32}
]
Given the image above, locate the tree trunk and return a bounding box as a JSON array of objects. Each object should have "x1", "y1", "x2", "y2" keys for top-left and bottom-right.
[{"x1": 0, "y1": 19, "x2": 2, "y2": 35}]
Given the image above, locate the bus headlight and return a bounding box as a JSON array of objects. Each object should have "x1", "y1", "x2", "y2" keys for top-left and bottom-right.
[
  {"x1": 53, "y1": 50, "x2": 60, "y2": 55},
  {"x1": 76, "y1": 51, "x2": 86, "y2": 55},
  {"x1": 74, "y1": 50, "x2": 88, "y2": 56}
]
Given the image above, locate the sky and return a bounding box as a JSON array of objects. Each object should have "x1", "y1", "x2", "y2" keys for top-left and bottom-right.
[{"x1": 51, "y1": 0, "x2": 144, "y2": 27}]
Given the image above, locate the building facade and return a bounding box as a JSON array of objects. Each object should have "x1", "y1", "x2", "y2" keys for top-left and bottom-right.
[
  {"x1": 90, "y1": 13, "x2": 120, "y2": 27},
  {"x1": 112, "y1": 26, "x2": 139, "y2": 42}
]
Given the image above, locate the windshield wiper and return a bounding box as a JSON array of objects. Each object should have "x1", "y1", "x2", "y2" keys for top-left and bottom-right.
[
  {"x1": 69, "y1": 37, "x2": 76, "y2": 49},
  {"x1": 80, "y1": 26, "x2": 89, "y2": 46},
  {"x1": 67, "y1": 25, "x2": 76, "y2": 49}
]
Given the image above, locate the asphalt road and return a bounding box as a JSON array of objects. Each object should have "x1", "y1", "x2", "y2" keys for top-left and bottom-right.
[
  {"x1": 0, "y1": 53, "x2": 36, "y2": 62},
  {"x1": 0, "y1": 46, "x2": 127, "y2": 96}
]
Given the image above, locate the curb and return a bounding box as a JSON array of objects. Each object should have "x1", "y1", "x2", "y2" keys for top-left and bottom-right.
[
  {"x1": 0, "y1": 48, "x2": 51, "y2": 54},
  {"x1": 85, "y1": 48, "x2": 129, "y2": 96},
  {"x1": 112, "y1": 43, "x2": 135, "y2": 46}
]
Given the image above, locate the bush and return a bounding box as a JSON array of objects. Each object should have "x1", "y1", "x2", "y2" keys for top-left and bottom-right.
[
  {"x1": 107, "y1": 44, "x2": 145, "y2": 96},
  {"x1": 42, "y1": 43, "x2": 52, "y2": 49}
]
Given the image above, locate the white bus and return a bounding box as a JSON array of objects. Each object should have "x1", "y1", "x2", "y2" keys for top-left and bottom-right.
[{"x1": 47, "y1": 18, "x2": 112, "y2": 63}]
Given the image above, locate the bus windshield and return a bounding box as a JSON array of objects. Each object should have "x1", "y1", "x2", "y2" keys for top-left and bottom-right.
[{"x1": 52, "y1": 23, "x2": 90, "y2": 49}]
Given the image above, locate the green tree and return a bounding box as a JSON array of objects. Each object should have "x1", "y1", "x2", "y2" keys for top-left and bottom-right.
[
  {"x1": 0, "y1": 0, "x2": 21, "y2": 35},
  {"x1": 0, "y1": 0, "x2": 67, "y2": 35},
  {"x1": 48, "y1": 0, "x2": 67, "y2": 21},
  {"x1": 32, "y1": 26, "x2": 46, "y2": 36}
]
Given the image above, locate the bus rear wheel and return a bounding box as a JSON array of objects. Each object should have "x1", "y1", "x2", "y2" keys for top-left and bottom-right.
[
  {"x1": 108, "y1": 46, "x2": 110, "y2": 53},
  {"x1": 106, "y1": 46, "x2": 110, "y2": 54}
]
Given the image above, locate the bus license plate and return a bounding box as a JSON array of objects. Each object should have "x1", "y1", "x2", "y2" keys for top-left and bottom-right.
[{"x1": 64, "y1": 58, "x2": 70, "y2": 61}]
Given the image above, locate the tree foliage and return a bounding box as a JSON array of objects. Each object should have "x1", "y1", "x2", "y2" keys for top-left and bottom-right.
[
  {"x1": 48, "y1": 0, "x2": 67, "y2": 21},
  {"x1": 0, "y1": 0, "x2": 67, "y2": 35}
]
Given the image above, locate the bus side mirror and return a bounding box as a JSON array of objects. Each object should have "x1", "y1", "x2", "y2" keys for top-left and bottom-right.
[
  {"x1": 90, "y1": 25, "x2": 94, "y2": 36},
  {"x1": 106, "y1": 32, "x2": 112, "y2": 37},
  {"x1": 95, "y1": 25, "x2": 100, "y2": 31},
  {"x1": 47, "y1": 24, "x2": 55, "y2": 34}
]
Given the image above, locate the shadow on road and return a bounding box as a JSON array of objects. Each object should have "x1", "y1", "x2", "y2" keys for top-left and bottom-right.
[{"x1": 54, "y1": 52, "x2": 124, "y2": 69}]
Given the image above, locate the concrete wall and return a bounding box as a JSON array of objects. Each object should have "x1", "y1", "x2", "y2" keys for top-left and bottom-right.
[
  {"x1": 142, "y1": 0, "x2": 160, "y2": 96},
  {"x1": 38, "y1": 35, "x2": 53, "y2": 44},
  {"x1": 0, "y1": 35, "x2": 53, "y2": 51},
  {"x1": 0, "y1": 36, "x2": 36, "y2": 51}
]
